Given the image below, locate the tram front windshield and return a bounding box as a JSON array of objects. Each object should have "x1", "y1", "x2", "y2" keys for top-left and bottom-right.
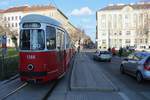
[{"x1": 20, "y1": 29, "x2": 45, "y2": 50}]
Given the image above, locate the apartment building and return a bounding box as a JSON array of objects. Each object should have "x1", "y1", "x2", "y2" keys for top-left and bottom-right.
[
  {"x1": 96, "y1": 2, "x2": 150, "y2": 50},
  {"x1": 0, "y1": 5, "x2": 78, "y2": 47}
]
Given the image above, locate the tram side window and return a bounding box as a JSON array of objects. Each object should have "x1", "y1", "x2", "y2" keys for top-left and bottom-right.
[
  {"x1": 20, "y1": 30, "x2": 30, "y2": 50},
  {"x1": 66, "y1": 33, "x2": 70, "y2": 48},
  {"x1": 46, "y1": 26, "x2": 56, "y2": 50},
  {"x1": 57, "y1": 29, "x2": 65, "y2": 50},
  {"x1": 61, "y1": 31, "x2": 65, "y2": 50}
]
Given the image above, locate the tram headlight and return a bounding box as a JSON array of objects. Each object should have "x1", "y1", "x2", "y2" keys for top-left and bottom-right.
[{"x1": 27, "y1": 64, "x2": 34, "y2": 71}]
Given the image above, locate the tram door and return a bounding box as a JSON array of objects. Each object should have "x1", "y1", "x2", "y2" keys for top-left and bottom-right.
[{"x1": 56, "y1": 29, "x2": 65, "y2": 74}]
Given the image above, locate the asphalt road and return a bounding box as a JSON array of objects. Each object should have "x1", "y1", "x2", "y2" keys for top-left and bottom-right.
[
  {"x1": 86, "y1": 49, "x2": 150, "y2": 100},
  {"x1": 48, "y1": 49, "x2": 150, "y2": 100}
]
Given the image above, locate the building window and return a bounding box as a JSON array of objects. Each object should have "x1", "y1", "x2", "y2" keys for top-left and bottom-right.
[
  {"x1": 140, "y1": 39, "x2": 142, "y2": 43},
  {"x1": 114, "y1": 33, "x2": 117, "y2": 35},
  {"x1": 102, "y1": 33, "x2": 106, "y2": 36},
  {"x1": 12, "y1": 16, "x2": 14, "y2": 21},
  {"x1": 133, "y1": 14, "x2": 137, "y2": 27},
  {"x1": 108, "y1": 14, "x2": 112, "y2": 28},
  {"x1": 113, "y1": 14, "x2": 117, "y2": 28},
  {"x1": 8, "y1": 17, "x2": 10, "y2": 21},
  {"x1": 15, "y1": 16, "x2": 18, "y2": 20},
  {"x1": 118, "y1": 15, "x2": 122, "y2": 28},
  {"x1": 19, "y1": 16, "x2": 21, "y2": 20},
  {"x1": 12, "y1": 23, "x2": 14, "y2": 27},
  {"x1": 125, "y1": 39, "x2": 131, "y2": 43},
  {"x1": 15, "y1": 23, "x2": 18, "y2": 27},
  {"x1": 8, "y1": 24, "x2": 10, "y2": 27},
  {"x1": 145, "y1": 39, "x2": 148, "y2": 44},
  {"x1": 126, "y1": 31, "x2": 130, "y2": 35},
  {"x1": 101, "y1": 14, "x2": 106, "y2": 28},
  {"x1": 119, "y1": 39, "x2": 122, "y2": 43},
  {"x1": 102, "y1": 39, "x2": 106, "y2": 44},
  {"x1": 119, "y1": 31, "x2": 122, "y2": 35},
  {"x1": 4, "y1": 17, "x2": 7, "y2": 21}
]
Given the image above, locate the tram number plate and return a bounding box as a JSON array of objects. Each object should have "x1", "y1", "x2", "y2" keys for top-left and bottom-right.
[{"x1": 27, "y1": 55, "x2": 36, "y2": 60}]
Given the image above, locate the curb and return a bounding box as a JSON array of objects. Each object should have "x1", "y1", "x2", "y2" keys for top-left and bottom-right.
[{"x1": 69, "y1": 53, "x2": 77, "y2": 91}]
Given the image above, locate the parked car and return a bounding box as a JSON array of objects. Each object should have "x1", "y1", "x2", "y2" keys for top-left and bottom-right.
[
  {"x1": 120, "y1": 52, "x2": 150, "y2": 83},
  {"x1": 93, "y1": 50, "x2": 112, "y2": 62}
]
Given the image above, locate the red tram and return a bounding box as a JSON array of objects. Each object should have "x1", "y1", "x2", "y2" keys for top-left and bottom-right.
[{"x1": 19, "y1": 14, "x2": 75, "y2": 83}]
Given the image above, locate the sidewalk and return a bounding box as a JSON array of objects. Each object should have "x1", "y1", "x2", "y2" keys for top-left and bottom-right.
[
  {"x1": 48, "y1": 52, "x2": 124, "y2": 100},
  {"x1": 68, "y1": 52, "x2": 124, "y2": 100}
]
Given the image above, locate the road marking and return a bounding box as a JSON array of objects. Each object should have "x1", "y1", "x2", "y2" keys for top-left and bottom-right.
[{"x1": 118, "y1": 92, "x2": 130, "y2": 100}]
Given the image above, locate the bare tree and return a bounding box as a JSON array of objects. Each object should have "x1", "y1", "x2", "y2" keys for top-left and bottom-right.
[{"x1": 0, "y1": 14, "x2": 18, "y2": 50}]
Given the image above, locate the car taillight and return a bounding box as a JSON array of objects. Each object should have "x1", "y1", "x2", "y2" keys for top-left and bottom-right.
[{"x1": 144, "y1": 63, "x2": 150, "y2": 71}]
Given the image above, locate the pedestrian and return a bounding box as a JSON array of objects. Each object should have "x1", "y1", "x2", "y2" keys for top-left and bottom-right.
[
  {"x1": 111, "y1": 47, "x2": 116, "y2": 56},
  {"x1": 77, "y1": 46, "x2": 80, "y2": 53},
  {"x1": 108, "y1": 47, "x2": 111, "y2": 52}
]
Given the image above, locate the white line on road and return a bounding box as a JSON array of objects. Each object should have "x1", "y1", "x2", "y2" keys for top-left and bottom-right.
[{"x1": 118, "y1": 92, "x2": 130, "y2": 100}]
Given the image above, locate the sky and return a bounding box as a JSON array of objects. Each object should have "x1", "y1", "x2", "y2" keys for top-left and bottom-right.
[{"x1": 0, "y1": 0, "x2": 141, "y2": 42}]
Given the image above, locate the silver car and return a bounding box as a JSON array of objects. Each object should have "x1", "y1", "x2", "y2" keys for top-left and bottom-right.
[
  {"x1": 93, "y1": 51, "x2": 112, "y2": 62},
  {"x1": 120, "y1": 52, "x2": 150, "y2": 83}
]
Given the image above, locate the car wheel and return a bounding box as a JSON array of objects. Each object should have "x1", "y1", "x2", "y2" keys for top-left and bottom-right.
[
  {"x1": 136, "y1": 72, "x2": 143, "y2": 83},
  {"x1": 93, "y1": 57, "x2": 95, "y2": 60},
  {"x1": 120, "y1": 65, "x2": 125, "y2": 74}
]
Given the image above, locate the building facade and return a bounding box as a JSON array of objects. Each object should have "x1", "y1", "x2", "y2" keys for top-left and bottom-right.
[
  {"x1": 96, "y1": 2, "x2": 150, "y2": 50},
  {"x1": 0, "y1": 5, "x2": 78, "y2": 47}
]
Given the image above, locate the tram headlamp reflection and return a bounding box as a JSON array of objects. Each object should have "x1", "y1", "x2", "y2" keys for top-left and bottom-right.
[{"x1": 27, "y1": 64, "x2": 34, "y2": 71}]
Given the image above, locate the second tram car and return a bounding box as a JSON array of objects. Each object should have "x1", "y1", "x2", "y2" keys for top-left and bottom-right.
[{"x1": 19, "y1": 14, "x2": 75, "y2": 83}]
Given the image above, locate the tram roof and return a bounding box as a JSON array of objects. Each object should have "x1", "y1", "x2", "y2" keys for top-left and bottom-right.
[{"x1": 20, "y1": 14, "x2": 62, "y2": 27}]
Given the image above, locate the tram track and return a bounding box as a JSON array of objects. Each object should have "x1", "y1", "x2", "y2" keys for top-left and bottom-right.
[
  {"x1": 0, "y1": 74, "x2": 20, "y2": 87},
  {"x1": 42, "y1": 81, "x2": 58, "y2": 100},
  {"x1": 0, "y1": 82, "x2": 28, "y2": 100}
]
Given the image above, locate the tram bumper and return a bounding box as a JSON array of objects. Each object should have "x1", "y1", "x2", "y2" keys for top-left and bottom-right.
[{"x1": 20, "y1": 71, "x2": 48, "y2": 83}]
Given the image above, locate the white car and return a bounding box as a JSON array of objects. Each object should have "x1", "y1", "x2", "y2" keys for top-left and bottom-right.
[{"x1": 93, "y1": 51, "x2": 112, "y2": 62}]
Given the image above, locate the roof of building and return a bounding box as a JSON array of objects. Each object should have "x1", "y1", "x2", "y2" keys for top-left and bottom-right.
[
  {"x1": 2, "y1": 5, "x2": 55, "y2": 13},
  {"x1": 0, "y1": 9, "x2": 4, "y2": 13},
  {"x1": 99, "y1": 2, "x2": 150, "y2": 11},
  {"x1": 20, "y1": 14, "x2": 62, "y2": 27},
  {"x1": 0, "y1": 5, "x2": 68, "y2": 20}
]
